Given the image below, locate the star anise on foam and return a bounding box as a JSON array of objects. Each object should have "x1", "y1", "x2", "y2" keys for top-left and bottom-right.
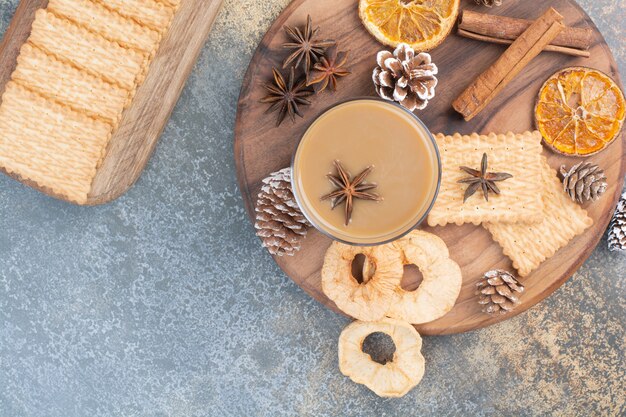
[
  {"x1": 282, "y1": 15, "x2": 335, "y2": 74},
  {"x1": 459, "y1": 153, "x2": 513, "y2": 203},
  {"x1": 260, "y1": 67, "x2": 313, "y2": 127},
  {"x1": 306, "y1": 45, "x2": 351, "y2": 93},
  {"x1": 321, "y1": 160, "x2": 382, "y2": 226}
]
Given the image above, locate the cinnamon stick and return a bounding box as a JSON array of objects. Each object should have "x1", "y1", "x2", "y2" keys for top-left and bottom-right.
[
  {"x1": 457, "y1": 29, "x2": 590, "y2": 58},
  {"x1": 458, "y1": 10, "x2": 592, "y2": 50},
  {"x1": 453, "y1": 8, "x2": 564, "y2": 121}
]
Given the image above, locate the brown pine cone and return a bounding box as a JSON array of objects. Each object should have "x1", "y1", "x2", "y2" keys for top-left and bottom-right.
[
  {"x1": 255, "y1": 168, "x2": 310, "y2": 256},
  {"x1": 372, "y1": 43, "x2": 438, "y2": 111},
  {"x1": 560, "y1": 162, "x2": 607, "y2": 204},
  {"x1": 608, "y1": 191, "x2": 626, "y2": 252},
  {"x1": 476, "y1": 270, "x2": 524, "y2": 315},
  {"x1": 474, "y1": 0, "x2": 502, "y2": 6}
]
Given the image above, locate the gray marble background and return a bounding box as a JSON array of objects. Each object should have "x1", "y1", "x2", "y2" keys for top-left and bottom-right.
[{"x1": 0, "y1": 0, "x2": 624, "y2": 416}]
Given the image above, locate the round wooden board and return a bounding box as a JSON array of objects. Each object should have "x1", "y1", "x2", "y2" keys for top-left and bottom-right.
[{"x1": 234, "y1": 0, "x2": 625, "y2": 335}]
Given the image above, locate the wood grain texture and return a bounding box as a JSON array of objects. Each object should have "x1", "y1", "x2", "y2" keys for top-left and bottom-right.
[
  {"x1": 234, "y1": 0, "x2": 625, "y2": 335},
  {"x1": 0, "y1": 0, "x2": 224, "y2": 205}
]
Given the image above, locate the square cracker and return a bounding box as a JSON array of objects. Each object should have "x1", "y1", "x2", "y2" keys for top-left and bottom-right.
[
  {"x1": 93, "y1": 0, "x2": 176, "y2": 32},
  {"x1": 29, "y1": 10, "x2": 146, "y2": 91},
  {"x1": 13, "y1": 43, "x2": 130, "y2": 125},
  {"x1": 47, "y1": 0, "x2": 161, "y2": 54},
  {"x1": 427, "y1": 131, "x2": 544, "y2": 227},
  {"x1": 0, "y1": 82, "x2": 112, "y2": 203},
  {"x1": 484, "y1": 158, "x2": 593, "y2": 277}
]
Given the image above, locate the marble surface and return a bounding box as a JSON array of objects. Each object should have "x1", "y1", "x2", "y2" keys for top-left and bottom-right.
[{"x1": 0, "y1": 0, "x2": 624, "y2": 415}]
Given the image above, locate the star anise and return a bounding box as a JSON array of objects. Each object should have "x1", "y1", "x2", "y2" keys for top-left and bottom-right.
[
  {"x1": 321, "y1": 160, "x2": 382, "y2": 226},
  {"x1": 306, "y1": 46, "x2": 351, "y2": 93},
  {"x1": 458, "y1": 153, "x2": 513, "y2": 202},
  {"x1": 282, "y1": 15, "x2": 335, "y2": 74},
  {"x1": 260, "y1": 67, "x2": 313, "y2": 126}
]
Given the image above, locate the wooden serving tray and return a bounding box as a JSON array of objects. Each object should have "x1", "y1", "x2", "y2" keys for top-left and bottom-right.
[
  {"x1": 234, "y1": 0, "x2": 625, "y2": 335},
  {"x1": 0, "y1": 0, "x2": 223, "y2": 205}
]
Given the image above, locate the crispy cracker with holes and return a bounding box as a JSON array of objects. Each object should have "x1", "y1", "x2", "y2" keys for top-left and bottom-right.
[
  {"x1": 93, "y1": 0, "x2": 176, "y2": 32},
  {"x1": 0, "y1": 82, "x2": 111, "y2": 202},
  {"x1": 484, "y1": 158, "x2": 593, "y2": 277},
  {"x1": 29, "y1": 10, "x2": 147, "y2": 91},
  {"x1": 13, "y1": 43, "x2": 130, "y2": 125},
  {"x1": 427, "y1": 131, "x2": 544, "y2": 227},
  {"x1": 48, "y1": 0, "x2": 162, "y2": 54}
]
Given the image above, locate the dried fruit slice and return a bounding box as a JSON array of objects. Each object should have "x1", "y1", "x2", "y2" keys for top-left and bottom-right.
[
  {"x1": 338, "y1": 318, "x2": 425, "y2": 398},
  {"x1": 535, "y1": 67, "x2": 625, "y2": 156},
  {"x1": 322, "y1": 242, "x2": 403, "y2": 321},
  {"x1": 358, "y1": 0, "x2": 460, "y2": 51},
  {"x1": 386, "y1": 230, "x2": 462, "y2": 324}
]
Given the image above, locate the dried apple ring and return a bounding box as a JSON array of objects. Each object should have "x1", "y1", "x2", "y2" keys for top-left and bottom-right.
[
  {"x1": 387, "y1": 230, "x2": 462, "y2": 324},
  {"x1": 322, "y1": 242, "x2": 403, "y2": 321},
  {"x1": 338, "y1": 318, "x2": 425, "y2": 398}
]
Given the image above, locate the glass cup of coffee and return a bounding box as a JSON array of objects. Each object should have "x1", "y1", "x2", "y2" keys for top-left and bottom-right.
[{"x1": 291, "y1": 98, "x2": 441, "y2": 245}]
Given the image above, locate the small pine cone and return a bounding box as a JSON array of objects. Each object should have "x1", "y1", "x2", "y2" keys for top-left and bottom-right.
[
  {"x1": 474, "y1": 0, "x2": 502, "y2": 6},
  {"x1": 372, "y1": 43, "x2": 438, "y2": 111},
  {"x1": 608, "y1": 191, "x2": 626, "y2": 252},
  {"x1": 476, "y1": 270, "x2": 524, "y2": 315},
  {"x1": 255, "y1": 168, "x2": 310, "y2": 256},
  {"x1": 560, "y1": 162, "x2": 607, "y2": 204}
]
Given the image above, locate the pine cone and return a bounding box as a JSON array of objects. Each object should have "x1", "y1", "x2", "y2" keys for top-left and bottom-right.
[
  {"x1": 476, "y1": 270, "x2": 524, "y2": 315},
  {"x1": 608, "y1": 191, "x2": 626, "y2": 252},
  {"x1": 255, "y1": 168, "x2": 310, "y2": 256},
  {"x1": 560, "y1": 162, "x2": 607, "y2": 204},
  {"x1": 372, "y1": 43, "x2": 438, "y2": 111},
  {"x1": 474, "y1": 0, "x2": 502, "y2": 6}
]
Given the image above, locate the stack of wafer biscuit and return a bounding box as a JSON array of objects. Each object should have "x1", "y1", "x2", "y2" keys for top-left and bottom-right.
[
  {"x1": 428, "y1": 131, "x2": 593, "y2": 277},
  {"x1": 0, "y1": 0, "x2": 181, "y2": 203}
]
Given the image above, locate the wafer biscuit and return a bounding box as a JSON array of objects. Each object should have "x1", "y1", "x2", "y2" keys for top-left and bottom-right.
[
  {"x1": 484, "y1": 158, "x2": 593, "y2": 277},
  {"x1": 427, "y1": 131, "x2": 544, "y2": 227},
  {"x1": 12, "y1": 43, "x2": 129, "y2": 125},
  {"x1": 0, "y1": 82, "x2": 112, "y2": 203},
  {"x1": 94, "y1": 0, "x2": 176, "y2": 32},
  {"x1": 48, "y1": 0, "x2": 161, "y2": 54},
  {"x1": 29, "y1": 10, "x2": 146, "y2": 90}
]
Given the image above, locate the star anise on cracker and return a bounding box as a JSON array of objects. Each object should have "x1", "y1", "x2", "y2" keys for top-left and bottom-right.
[
  {"x1": 321, "y1": 160, "x2": 382, "y2": 226},
  {"x1": 306, "y1": 46, "x2": 351, "y2": 93},
  {"x1": 459, "y1": 153, "x2": 513, "y2": 202},
  {"x1": 282, "y1": 15, "x2": 335, "y2": 74},
  {"x1": 260, "y1": 67, "x2": 313, "y2": 126}
]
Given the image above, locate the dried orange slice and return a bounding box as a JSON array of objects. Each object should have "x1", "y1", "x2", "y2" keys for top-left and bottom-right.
[
  {"x1": 535, "y1": 67, "x2": 625, "y2": 156},
  {"x1": 358, "y1": 0, "x2": 459, "y2": 51}
]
